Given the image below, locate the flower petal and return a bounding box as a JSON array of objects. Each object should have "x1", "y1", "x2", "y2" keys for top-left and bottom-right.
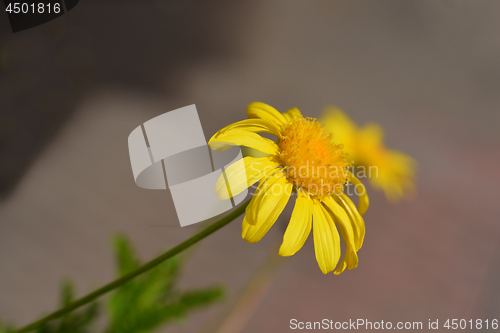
[
  {"x1": 282, "y1": 107, "x2": 302, "y2": 122},
  {"x1": 321, "y1": 107, "x2": 357, "y2": 152},
  {"x1": 323, "y1": 196, "x2": 359, "y2": 274},
  {"x1": 215, "y1": 118, "x2": 283, "y2": 139},
  {"x1": 215, "y1": 156, "x2": 279, "y2": 200},
  {"x1": 334, "y1": 193, "x2": 365, "y2": 251},
  {"x1": 244, "y1": 168, "x2": 281, "y2": 224},
  {"x1": 242, "y1": 173, "x2": 293, "y2": 243},
  {"x1": 247, "y1": 102, "x2": 287, "y2": 125},
  {"x1": 322, "y1": 196, "x2": 350, "y2": 227},
  {"x1": 368, "y1": 150, "x2": 417, "y2": 202},
  {"x1": 279, "y1": 192, "x2": 312, "y2": 256},
  {"x1": 312, "y1": 201, "x2": 341, "y2": 274},
  {"x1": 348, "y1": 171, "x2": 369, "y2": 215},
  {"x1": 209, "y1": 129, "x2": 279, "y2": 155},
  {"x1": 243, "y1": 168, "x2": 276, "y2": 218}
]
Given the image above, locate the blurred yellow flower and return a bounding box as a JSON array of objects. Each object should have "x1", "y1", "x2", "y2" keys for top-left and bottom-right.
[
  {"x1": 209, "y1": 102, "x2": 368, "y2": 274},
  {"x1": 321, "y1": 107, "x2": 416, "y2": 202}
]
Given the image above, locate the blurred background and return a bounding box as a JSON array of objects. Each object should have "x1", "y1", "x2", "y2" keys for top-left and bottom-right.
[{"x1": 1, "y1": 0, "x2": 500, "y2": 332}]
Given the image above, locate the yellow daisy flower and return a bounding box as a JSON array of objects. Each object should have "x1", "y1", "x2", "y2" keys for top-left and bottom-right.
[
  {"x1": 321, "y1": 107, "x2": 416, "y2": 202},
  {"x1": 208, "y1": 102, "x2": 368, "y2": 275}
]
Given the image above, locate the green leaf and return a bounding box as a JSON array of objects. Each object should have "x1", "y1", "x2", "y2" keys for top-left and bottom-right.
[
  {"x1": 105, "y1": 235, "x2": 225, "y2": 333},
  {"x1": 33, "y1": 280, "x2": 99, "y2": 333},
  {"x1": 113, "y1": 234, "x2": 141, "y2": 276},
  {"x1": 3, "y1": 234, "x2": 225, "y2": 333}
]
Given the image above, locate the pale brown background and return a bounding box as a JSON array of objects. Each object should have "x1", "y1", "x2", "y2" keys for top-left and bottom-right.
[{"x1": 1, "y1": 1, "x2": 500, "y2": 332}]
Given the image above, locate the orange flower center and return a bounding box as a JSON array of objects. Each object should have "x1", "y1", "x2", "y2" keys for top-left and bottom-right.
[{"x1": 278, "y1": 117, "x2": 350, "y2": 198}]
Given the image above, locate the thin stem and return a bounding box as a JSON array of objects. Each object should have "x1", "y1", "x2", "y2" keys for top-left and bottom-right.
[{"x1": 14, "y1": 200, "x2": 250, "y2": 333}]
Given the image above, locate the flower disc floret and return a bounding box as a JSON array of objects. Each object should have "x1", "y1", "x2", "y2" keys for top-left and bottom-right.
[{"x1": 279, "y1": 117, "x2": 350, "y2": 198}]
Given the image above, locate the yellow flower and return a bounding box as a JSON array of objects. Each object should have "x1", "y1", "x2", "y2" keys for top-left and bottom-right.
[
  {"x1": 208, "y1": 102, "x2": 368, "y2": 274},
  {"x1": 321, "y1": 107, "x2": 416, "y2": 202}
]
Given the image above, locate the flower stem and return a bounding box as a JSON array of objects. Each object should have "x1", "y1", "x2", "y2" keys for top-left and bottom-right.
[{"x1": 14, "y1": 200, "x2": 250, "y2": 333}]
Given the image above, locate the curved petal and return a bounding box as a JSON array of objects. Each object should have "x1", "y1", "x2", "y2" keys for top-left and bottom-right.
[
  {"x1": 241, "y1": 216, "x2": 252, "y2": 240},
  {"x1": 247, "y1": 102, "x2": 287, "y2": 125},
  {"x1": 348, "y1": 171, "x2": 369, "y2": 215},
  {"x1": 322, "y1": 196, "x2": 350, "y2": 227},
  {"x1": 279, "y1": 192, "x2": 313, "y2": 256},
  {"x1": 215, "y1": 156, "x2": 280, "y2": 200},
  {"x1": 312, "y1": 201, "x2": 341, "y2": 274},
  {"x1": 242, "y1": 173, "x2": 293, "y2": 243},
  {"x1": 209, "y1": 129, "x2": 279, "y2": 155},
  {"x1": 323, "y1": 196, "x2": 359, "y2": 274},
  {"x1": 244, "y1": 168, "x2": 282, "y2": 224},
  {"x1": 334, "y1": 193, "x2": 365, "y2": 251},
  {"x1": 215, "y1": 118, "x2": 283, "y2": 139},
  {"x1": 334, "y1": 249, "x2": 358, "y2": 275},
  {"x1": 282, "y1": 107, "x2": 302, "y2": 122}
]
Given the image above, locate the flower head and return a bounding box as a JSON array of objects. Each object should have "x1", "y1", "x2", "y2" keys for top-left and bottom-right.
[
  {"x1": 209, "y1": 102, "x2": 368, "y2": 274},
  {"x1": 321, "y1": 107, "x2": 416, "y2": 202}
]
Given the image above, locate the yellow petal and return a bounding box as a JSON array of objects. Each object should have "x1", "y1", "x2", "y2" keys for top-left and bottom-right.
[
  {"x1": 209, "y1": 129, "x2": 279, "y2": 155},
  {"x1": 322, "y1": 196, "x2": 358, "y2": 274},
  {"x1": 348, "y1": 171, "x2": 369, "y2": 215},
  {"x1": 322, "y1": 196, "x2": 355, "y2": 251},
  {"x1": 312, "y1": 201, "x2": 341, "y2": 274},
  {"x1": 215, "y1": 156, "x2": 279, "y2": 200},
  {"x1": 320, "y1": 107, "x2": 357, "y2": 153},
  {"x1": 322, "y1": 107, "x2": 358, "y2": 131},
  {"x1": 241, "y1": 215, "x2": 251, "y2": 239},
  {"x1": 279, "y1": 192, "x2": 312, "y2": 256},
  {"x1": 247, "y1": 102, "x2": 287, "y2": 125},
  {"x1": 215, "y1": 118, "x2": 283, "y2": 139},
  {"x1": 367, "y1": 149, "x2": 417, "y2": 202},
  {"x1": 333, "y1": 193, "x2": 365, "y2": 251},
  {"x1": 322, "y1": 196, "x2": 350, "y2": 227},
  {"x1": 333, "y1": 244, "x2": 359, "y2": 275},
  {"x1": 244, "y1": 168, "x2": 282, "y2": 224},
  {"x1": 243, "y1": 173, "x2": 293, "y2": 243},
  {"x1": 282, "y1": 107, "x2": 302, "y2": 122},
  {"x1": 359, "y1": 122, "x2": 384, "y2": 145}
]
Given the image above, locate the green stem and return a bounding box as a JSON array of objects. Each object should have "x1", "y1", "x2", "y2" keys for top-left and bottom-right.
[{"x1": 14, "y1": 200, "x2": 250, "y2": 333}]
